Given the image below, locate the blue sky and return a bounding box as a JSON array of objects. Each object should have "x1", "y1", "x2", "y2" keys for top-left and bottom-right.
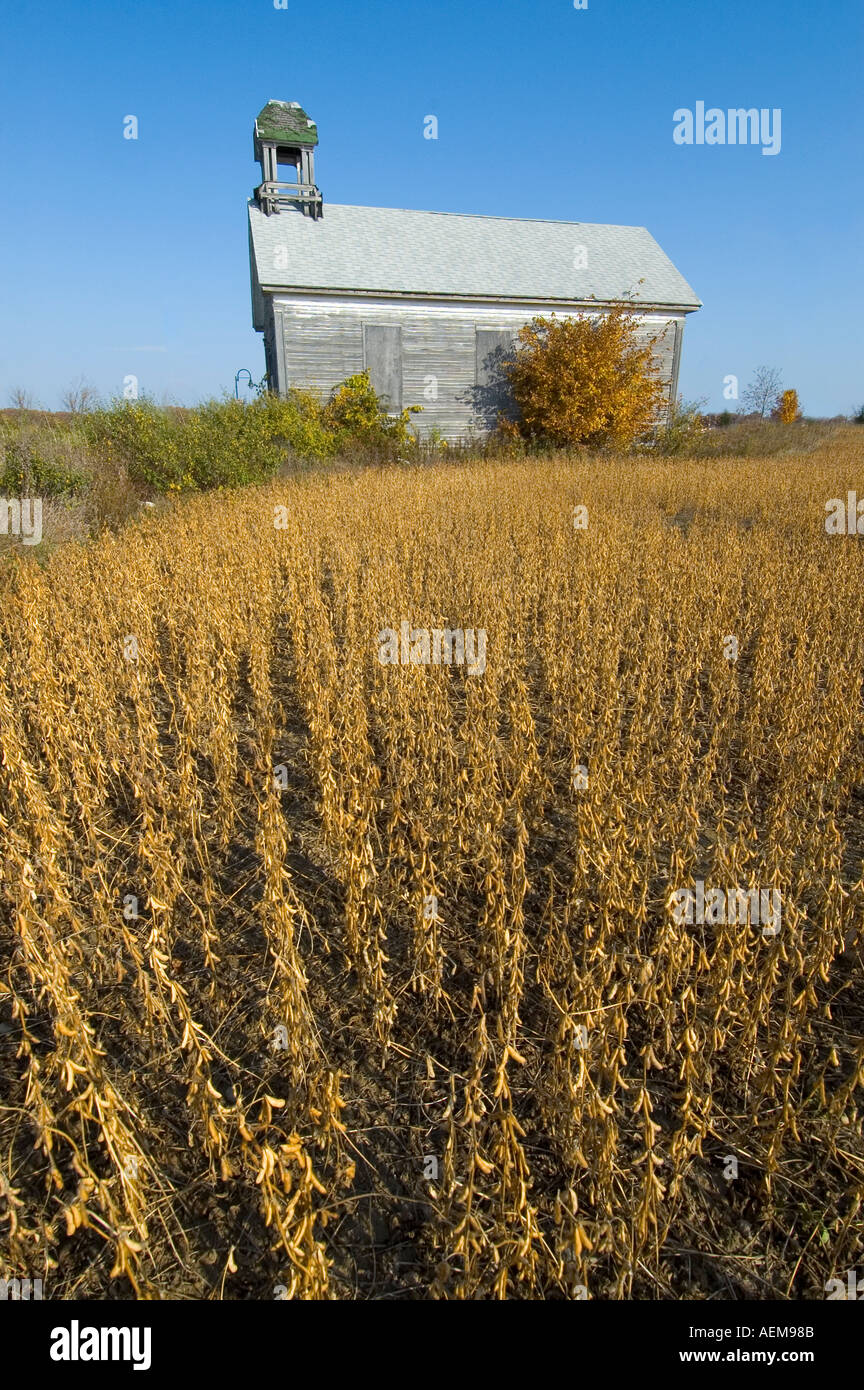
[{"x1": 0, "y1": 0, "x2": 861, "y2": 415}]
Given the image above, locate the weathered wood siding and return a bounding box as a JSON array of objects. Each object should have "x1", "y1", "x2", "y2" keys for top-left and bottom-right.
[{"x1": 270, "y1": 294, "x2": 685, "y2": 440}]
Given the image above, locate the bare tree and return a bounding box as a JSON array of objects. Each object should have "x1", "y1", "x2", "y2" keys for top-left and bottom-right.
[
  {"x1": 741, "y1": 366, "x2": 783, "y2": 419},
  {"x1": 61, "y1": 379, "x2": 99, "y2": 413},
  {"x1": 7, "y1": 387, "x2": 37, "y2": 411}
]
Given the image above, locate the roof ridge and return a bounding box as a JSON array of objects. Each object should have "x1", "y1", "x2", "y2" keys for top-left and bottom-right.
[{"x1": 254, "y1": 199, "x2": 646, "y2": 233}]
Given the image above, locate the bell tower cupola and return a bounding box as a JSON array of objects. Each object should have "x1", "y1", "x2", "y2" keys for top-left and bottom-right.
[{"x1": 253, "y1": 100, "x2": 323, "y2": 218}]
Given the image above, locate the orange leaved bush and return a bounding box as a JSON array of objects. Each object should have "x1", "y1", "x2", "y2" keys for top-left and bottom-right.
[
  {"x1": 501, "y1": 306, "x2": 666, "y2": 449},
  {"x1": 773, "y1": 389, "x2": 801, "y2": 424}
]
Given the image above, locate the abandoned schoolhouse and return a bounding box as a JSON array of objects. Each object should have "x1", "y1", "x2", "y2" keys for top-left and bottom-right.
[{"x1": 247, "y1": 101, "x2": 701, "y2": 440}]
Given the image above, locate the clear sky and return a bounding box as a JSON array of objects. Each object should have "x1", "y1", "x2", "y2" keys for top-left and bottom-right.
[{"x1": 1, "y1": 0, "x2": 861, "y2": 415}]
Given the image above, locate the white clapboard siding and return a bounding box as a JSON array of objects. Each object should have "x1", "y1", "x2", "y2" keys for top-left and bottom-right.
[{"x1": 269, "y1": 294, "x2": 686, "y2": 441}]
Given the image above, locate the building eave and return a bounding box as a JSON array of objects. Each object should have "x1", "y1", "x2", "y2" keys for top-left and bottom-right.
[{"x1": 257, "y1": 284, "x2": 701, "y2": 313}]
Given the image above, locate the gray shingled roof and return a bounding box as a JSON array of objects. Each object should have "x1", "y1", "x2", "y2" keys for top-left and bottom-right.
[{"x1": 248, "y1": 201, "x2": 701, "y2": 308}]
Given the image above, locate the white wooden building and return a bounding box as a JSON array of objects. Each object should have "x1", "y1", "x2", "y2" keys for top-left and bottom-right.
[{"x1": 248, "y1": 101, "x2": 701, "y2": 440}]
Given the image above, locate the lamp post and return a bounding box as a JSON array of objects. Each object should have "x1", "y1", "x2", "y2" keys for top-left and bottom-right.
[{"x1": 234, "y1": 368, "x2": 256, "y2": 399}]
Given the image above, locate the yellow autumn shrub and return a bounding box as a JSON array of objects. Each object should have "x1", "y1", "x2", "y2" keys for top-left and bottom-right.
[
  {"x1": 774, "y1": 388, "x2": 801, "y2": 423},
  {"x1": 502, "y1": 305, "x2": 666, "y2": 449}
]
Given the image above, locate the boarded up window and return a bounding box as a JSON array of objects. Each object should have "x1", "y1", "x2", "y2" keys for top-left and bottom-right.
[
  {"x1": 363, "y1": 325, "x2": 402, "y2": 412},
  {"x1": 474, "y1": 329, "x2": 516, "y2": 426}
]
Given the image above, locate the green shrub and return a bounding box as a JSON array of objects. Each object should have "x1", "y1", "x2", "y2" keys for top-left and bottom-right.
[
  {"x1": 0, "y1": 438, "x2": 87, "y2": 496},
  {"x1": 85, "y1": 400, "x2": 184, "y2": 490},
  {"x1": 85, "y1": 392, "x2": 340, "y2": 493},
  {"x1": 644, "y1": 397, "x2": 707, "y2": 455},
  {"x1": 2, "y1": 376, "x2": 425, "y2": 522},
  {"x1": 322, "y1": 372, "x2": 422, "y2": 456}
]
